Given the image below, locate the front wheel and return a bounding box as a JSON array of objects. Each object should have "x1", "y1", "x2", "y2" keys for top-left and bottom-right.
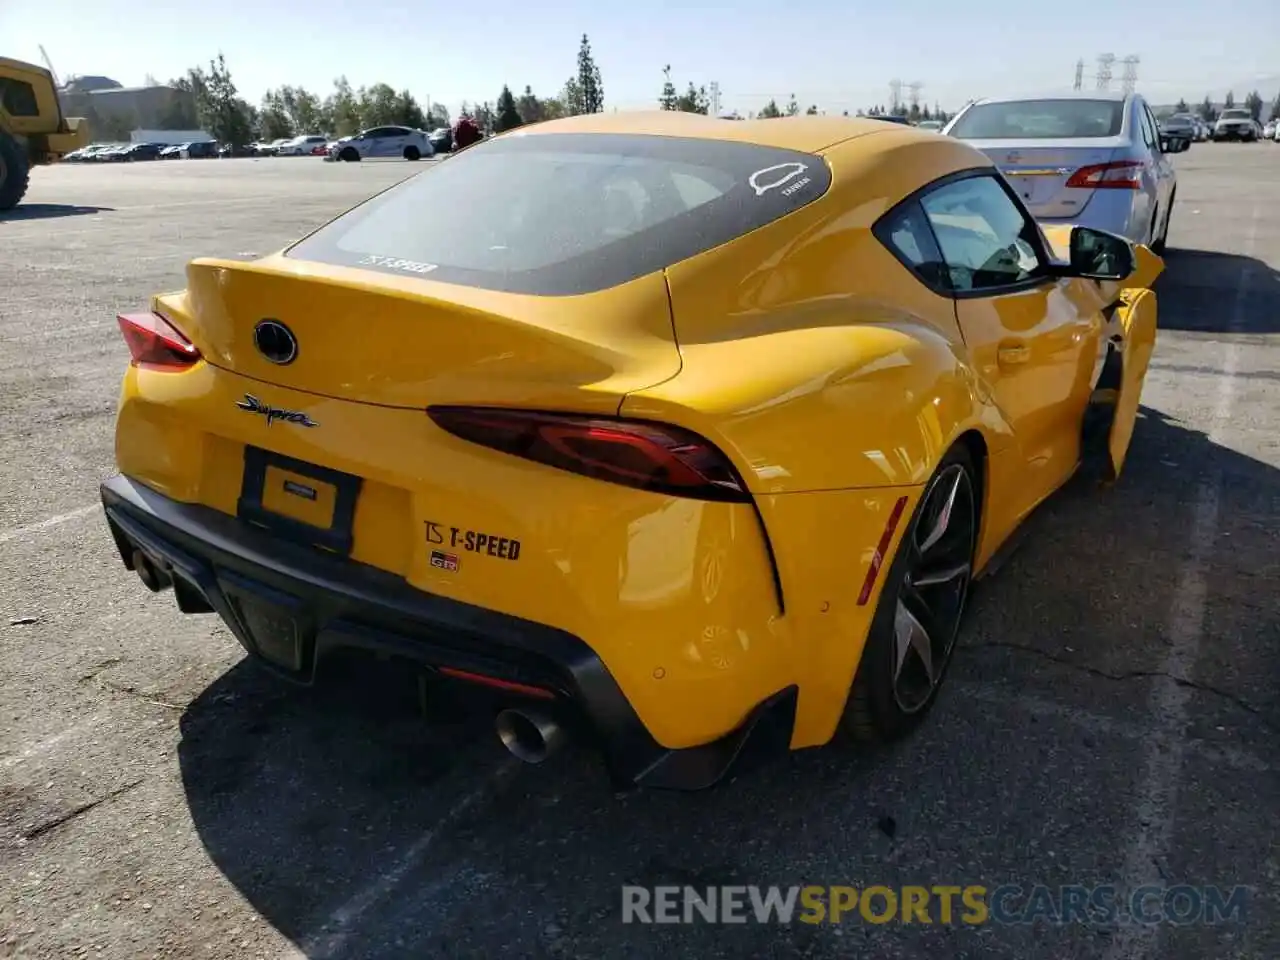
[
  {"x1": 842, "y1": 444, "x2": 979, "y2": 743},
  {"x1": 403, "y1": 145, "x2": 421, "y2": 161},
  {"x1": 0, "y1": 130, "x2": 31, "y2": 211},
  {"x1": 340, "y1": 147, "x2": 360, "y2": 162}
]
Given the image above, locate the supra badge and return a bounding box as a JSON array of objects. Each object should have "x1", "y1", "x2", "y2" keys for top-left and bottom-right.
[{"x1": 235, "y1": 394, "x2": 318, "y2": 427}]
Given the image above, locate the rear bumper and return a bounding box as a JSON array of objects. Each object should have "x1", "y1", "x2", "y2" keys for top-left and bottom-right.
[{"x1": 100, "y1": 474, "x2": 797, "y2": 791}]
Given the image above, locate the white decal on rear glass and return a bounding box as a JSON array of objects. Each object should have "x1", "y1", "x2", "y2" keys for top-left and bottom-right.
[
  {"x1": 748, "y1": 162, "x2": 810, "y2": 197},
  {"x1": 358, "y1": 254, "x2": 439, "y2": 275}
]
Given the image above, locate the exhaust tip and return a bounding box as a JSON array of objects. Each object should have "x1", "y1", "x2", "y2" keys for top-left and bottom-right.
[
  {"x1": 495, "y1": 708, "x2": 565, "y2": 765},
  {"x1": 131, "y1": 549, "x2": 170, "y2": 592}
]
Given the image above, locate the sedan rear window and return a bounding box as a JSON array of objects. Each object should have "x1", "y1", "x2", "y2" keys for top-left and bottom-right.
[
  {"x1": 948, "y1": 99, "x2": 1125, "y2": 139},
  {"x1": 287, "y1": 132, "x2": 831, "y2": 295}
]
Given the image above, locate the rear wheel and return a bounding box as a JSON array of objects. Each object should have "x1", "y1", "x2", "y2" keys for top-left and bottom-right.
[
  {"x1": 0, "y1": 131, "x2": 31, "y2": 212},
  {"x1": 403, "y1": 145, "x2": 421, "y2": 161},
  {"x1": 842, "y1": 444, "x2": 978, "y2": 743}
]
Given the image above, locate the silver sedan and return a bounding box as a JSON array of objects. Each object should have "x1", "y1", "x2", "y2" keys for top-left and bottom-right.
[{"x1": 942, "y1": 91, "x2": 1180, "y2": 253}]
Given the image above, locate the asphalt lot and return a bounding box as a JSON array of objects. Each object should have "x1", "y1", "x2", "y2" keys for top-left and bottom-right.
[{"x1": 1, "y1": 146, "x2": 1278, "y2": 960}]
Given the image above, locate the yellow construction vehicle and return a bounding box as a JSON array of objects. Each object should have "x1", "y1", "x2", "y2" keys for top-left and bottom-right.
[{"x1": 1, "y1": 56, "x2": 91, "y2": 210}]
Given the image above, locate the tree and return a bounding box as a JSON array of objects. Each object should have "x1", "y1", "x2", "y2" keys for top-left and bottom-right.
[
  {"x1": 200, "y1": 54, "x2": 252, "y2": 146},
  {"x1": 562, "y1": 77, "x2": 583, "y2": 116},
  {"x1": 1244, "y1": 90, "x2": 1264, "y2": 121},
  {"x1": 258, "y1": 90, "x2": 293, "y2": 140},
  {"x1": 758, "y1": 99, "x2": 782, "y2": 119},
  {"x1": 326, "y1": 76, "x2": 362, "y2": 136},
  {"x1": 1224, "y1": 90, "x2": 1235, "y2": 108},
  {"x1": 1199, "y1": 95, "x2": 1217, "y2": 123},
  {"x1": 426, "y1": 103, "x2": 451, "y2": 129},
  {"x1": 659, "y1": 66, "x2": 679, "y2": 111},
  {"x1": 1175, "y1": 98, "x2": 1190, "y2": 115},
  {"x1": 675, "y1": 82, "x2": 709, "y2": 114},
  {"x1": 473, "y1": 101, "x2": 495, "y2": 135},
  {"x1": 805, "y1": 104, "x2": 819, "y2": 115},
  {"x1": 569, "y1": 33, "x2": 604, "y2": 114},
  {"x1": 516, "y1": 86, "x2": 545, "y2": 124},
  {"x1": 1271, "y1": 93, "x2": 1280, "y2": 122},
  {"x1": 786, "y1": 94, "x2": 800, "y2": 117},
  {"x1": 495, "y1": 84, "x2": 523, "y2": 132}
]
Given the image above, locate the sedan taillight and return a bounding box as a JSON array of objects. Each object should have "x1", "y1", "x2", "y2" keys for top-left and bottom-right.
[{"x1": 1065, "y1": 160, "x2": 1144, "y2": 190}]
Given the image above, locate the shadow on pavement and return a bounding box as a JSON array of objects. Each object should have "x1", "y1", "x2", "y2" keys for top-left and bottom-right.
[
  {"x1": 0, "y1": 203, "x2": 113, "y2": 222},
  {"x1": 1154, "y1": 246, "x2": 1280, "y2": 333},
  {"x1": 176, "y1": 399, "x2": 1279, "y2": 959}
]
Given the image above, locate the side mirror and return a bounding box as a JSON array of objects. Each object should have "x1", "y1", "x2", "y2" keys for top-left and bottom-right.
[{"x1": 1067, "y1": 226, "x2": 1136, "y2": 281}]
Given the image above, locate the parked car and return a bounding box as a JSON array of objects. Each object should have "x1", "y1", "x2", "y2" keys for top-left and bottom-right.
[
  {"x1": 428, "y1": 127, "x2": 453, "y2": 154},
  {"x1": 181, "y1": 141, "x2": 220, "y2": 159},
  {"x1": 218, "y1": 143, "x2": 256, "y2": 158},
  {"x1": 326, "y1": 125, "x2": 434, "y2": 161},
  {"x1": 943, "y1": 90, "x2": 1180, "y2": 252},
  {"x1": 1194, "y1": 119, "x2": 1211, "y2": 142},
  {"x1": 1263, "y1": 120, "x2": 1277, "y2": 140},
  {"x1": 915, "y1": 120, "x2": 944, "y2": 132},
  {"x1": 95, "y1": 144, "x2": 135, "y2": 162},
  {"x1": 65, "y1": 143, "x2": 118, "y2": 162},
  {"x1": 123, "y1": 142, "x2": 165, "y2": 162},
  {"x1": 277, "y1": 135, "x2": 330, "y2": 156},
  {"x1": 1213, "y1": 108, "x2": 1260, "y2": 141},
  {"x1": 1159, "y1": 114, "x2": 1198, "y2": 146},
  {"x1": 101, "y1": 113, "x2": 1164, "y2": 791}
]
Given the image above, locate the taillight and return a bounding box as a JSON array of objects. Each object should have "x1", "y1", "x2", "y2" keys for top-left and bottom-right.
[
  {"x1": 1065, "y1": 160, "x2": 1144, "y2": 190},
  {"x1": 427, "y1": 406, "x2": 751, "y2": 502},
  {"x1": 117, "y1": 312, "x2": 201, "y2": 371}
]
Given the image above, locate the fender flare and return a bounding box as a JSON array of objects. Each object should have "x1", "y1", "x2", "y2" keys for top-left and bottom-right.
[{"x1": 621, "y1": 319, "x2": 1013, "y2": 495}]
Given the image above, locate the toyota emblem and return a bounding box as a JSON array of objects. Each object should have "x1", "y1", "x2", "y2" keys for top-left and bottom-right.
[{"x1": 254, "y1": 320, "x2": 298, "y2": 365}]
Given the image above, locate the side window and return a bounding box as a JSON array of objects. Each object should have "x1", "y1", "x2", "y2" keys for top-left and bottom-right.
[
  {"x1": 918, "y1": 176, "x2": 1048, "y2": 293},
  {"x1": 875, "y1": 201, "x2": 950, "y2": 291}
]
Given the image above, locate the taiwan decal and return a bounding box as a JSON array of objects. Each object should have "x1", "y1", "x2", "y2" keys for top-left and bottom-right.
[{"x1": 748, "y1": 162, "x2": 810, "y2": 197}]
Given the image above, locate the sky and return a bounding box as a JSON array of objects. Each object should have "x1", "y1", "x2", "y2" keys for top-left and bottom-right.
[{"x1": 4, "y1": 0, "x2": 1278, "y2": 118}]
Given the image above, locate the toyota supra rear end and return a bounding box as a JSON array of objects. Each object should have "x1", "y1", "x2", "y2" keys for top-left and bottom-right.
[{"x1": 102, "y1": 110, "x2": 1162, "y2": 791}]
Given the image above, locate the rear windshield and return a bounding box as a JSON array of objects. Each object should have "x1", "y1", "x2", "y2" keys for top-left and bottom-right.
[
  {"x1": 287, "y1": 132, "x2": 831, "y2": 295},
  {"x1": 948, "y1": 99, "x2": 1125, "y2": 139},
  {"x1": 1220, "y1": 109, "x2": 1251, "y2": 120}
]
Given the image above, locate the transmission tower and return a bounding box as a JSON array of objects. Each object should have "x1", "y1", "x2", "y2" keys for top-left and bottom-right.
[
  {"x1": 908, "y1": 81, "x2": 923, "y2": 112},
  {"x1": 709, "y1": 81, "x2": 721, "y2": 116},
  {"x1": 889, "y1": 79, "x2": 903, "y2": 114},
  {"x1": 1120, "y1": 55, "x2": 1140, "y2": 95},
  {"x1": 1073, "y1": 59, "x2": 1084, "y2": 91},
  {"x1": 1095, "y1": 53, "x2": 1115, "y2": 91}
]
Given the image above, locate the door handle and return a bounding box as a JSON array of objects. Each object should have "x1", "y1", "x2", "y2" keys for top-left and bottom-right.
[{"x1": 997, "y1": 342, "x2": 1031, "y2": 365}]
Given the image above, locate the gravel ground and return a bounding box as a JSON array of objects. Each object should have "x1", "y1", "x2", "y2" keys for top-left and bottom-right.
[{"x1": 1, "y1": 146, "x2": 1277, "y2": 960}]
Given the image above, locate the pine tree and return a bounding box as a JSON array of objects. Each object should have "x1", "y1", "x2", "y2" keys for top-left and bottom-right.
[
  {"x1": 1270, "y1": 92, "x2": 1280, "y2": 122},
  {"x1": 495, "y1": 85, "x2": 522, "y2": 132},
  {"x1": 1174, "y1": 98, "x2": 1190, "y2": 114},
  {"x1": 1199, "y1": 95, "x2": 1216, "y2": 122},
  {"x1": 1224, "y1": 91, "x2": 1235, "y2": 108},
  {"x1": 575, "y1": 34, "x2": 604, "y2": 114},
  {"x1": 758, "y1": 99, "x2": 782, "y2": 119},
  {"x1": 659, "y1": 66, "x2": 678, "y2": 110}
]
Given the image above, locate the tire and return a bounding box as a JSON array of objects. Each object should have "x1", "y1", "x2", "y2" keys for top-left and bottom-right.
[
  {"x1": 340, "y1": 147, "x2": 360, "y2": 162},
  {"x1": 403, "y1": 145, "x2": 421, "y2": 161},
  {"x1": 842, "y1": 443, "x2": 979, "y2": 743},
  {"x1": 0, "y1": 131, "x2": 31, "y2": 212}
]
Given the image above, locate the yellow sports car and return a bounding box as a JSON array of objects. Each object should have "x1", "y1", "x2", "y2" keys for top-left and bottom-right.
[{"x1": 101, "y1": 111, "x2": 1161, "y2": 791}]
